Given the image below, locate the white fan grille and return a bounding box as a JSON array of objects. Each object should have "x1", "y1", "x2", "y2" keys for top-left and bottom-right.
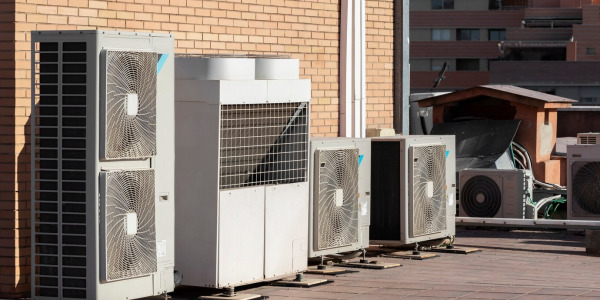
[
  {"x1": 315, "y1": 148, "x2": 359, "y2": 250},
  {"x1": 409, "y1": 145, "x2": 447, "y2": 237},
  {"x1": 104, "y1": 50, "x2": 157, "y2": 159},
  {"x1": 102, "y1": 169, "x2": 157, "y2": 281}
]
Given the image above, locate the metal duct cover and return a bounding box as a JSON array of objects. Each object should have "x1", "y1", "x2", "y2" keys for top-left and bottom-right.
[
  {"x1": 175, "y1": 57, "x2": 255, "y2": 80},
  {"x1": 255, "y1": 58, "x2": 299, "y2": 80}
]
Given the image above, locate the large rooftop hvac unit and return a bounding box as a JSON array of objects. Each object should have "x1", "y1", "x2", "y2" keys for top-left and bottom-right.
[
  {"x1": 175, "y1": 56, "x2": 311, "y2": 288},
  {"x1": 370, "y1": 135, "x2": 456, "y2": 245},
  {"x1": 567, "y1": 144, "x2": 600, "y2": 220},
  {"x1": 459, "y1": 169, "x2": 533, "y2": 218},
  {"x1": 308, "y1": 138, "x2": 371, "y2": 258},
  {"x1": 31, "y1": 31, "x2": 175, "y2": 300}
]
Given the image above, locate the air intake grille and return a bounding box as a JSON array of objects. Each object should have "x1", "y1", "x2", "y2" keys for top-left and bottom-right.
[
  {"x1": 314, "y1": 148, "x2": 359, "y2": 250},
  {"x1": 577, "y1": 133, "x2": 600, "y2": 145},
  {"x1": 33, "y1": 41, "x2": 88, "y2": 299},
  {"x1": 101, "y1": 170, "x2": 157, "y2": 281},
  {"x1": 409, "y1": 145, "x2": 447, "y2": 237},
  {"x1": 219, "y1": 103, "x2": 309, "y2": 189}
]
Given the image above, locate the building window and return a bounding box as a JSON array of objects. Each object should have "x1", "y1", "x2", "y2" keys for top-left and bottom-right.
[
  {"x1": 489, "y1": 0, "x2": 501, "y2": 10},
  {"x1": 432, "y1": 0, "x2": 454, "y2": 10},
  {"x1": 456, "y1": 59, "x2": 480, "y2": 71},
  {"x1": 432, "y1": 29, "x2": 451, "y2": 41},
  {"x1": 457, "y1": 29, "x2": 480, "y2": 41},
  {"x1": 587, "y1": 47, "x2": 596, "y2": 55},
  {"x1": 489, "y1": 29, "x2": 506, "y2": 41}
]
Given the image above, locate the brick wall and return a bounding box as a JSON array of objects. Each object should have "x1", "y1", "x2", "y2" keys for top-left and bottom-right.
[{"x1": 4, "y1": 0, "x2": 395, "y2": 297}]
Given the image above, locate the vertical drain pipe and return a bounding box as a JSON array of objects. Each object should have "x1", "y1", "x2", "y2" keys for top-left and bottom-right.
[
  {"x1": 340, "y1": 0, "x2": 353, "y2": 137},
  {"x1": 340, "y1": 0, "x2": 366, "y2": 138}
]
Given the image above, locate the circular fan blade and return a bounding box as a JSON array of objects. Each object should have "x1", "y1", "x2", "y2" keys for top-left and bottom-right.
[
  {"x1": 104, "y1": 170, "x2": 156, "y2": 281},
  {"x1": 573, "y1": 162, "x2": 600, "y2": 215},
  {"x1": 316, "y1": 149, "x2": 359, "y2": 250},
  {"x1": 461, "y1": 175, "x2": 502, "y2": 217},
  {"x1": 104, "y1": 51, "x2": 157, "y2": 159}
]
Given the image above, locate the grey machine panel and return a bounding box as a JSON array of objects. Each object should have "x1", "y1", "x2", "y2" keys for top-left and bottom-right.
[
  {"x1": 370, "y1": 135, "x2": 456, "y2": 245},
  {"x1": 31, "y1": 30, "x2": 174, "y2": 300},
  {"x1": 567, "y1": 144, "x2": 600, "y2": 220},
  {"x1": 308, "y1": 138, "x2": 371, "y2": 258}
]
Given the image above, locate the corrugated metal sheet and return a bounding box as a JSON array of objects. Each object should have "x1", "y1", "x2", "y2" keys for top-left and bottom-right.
[
  {"x1": 411, "y1": 41, "x2": 501, "y2": 58},
  {"x1": 410, "y1": 11, "x2": 524, "y2": 28}
]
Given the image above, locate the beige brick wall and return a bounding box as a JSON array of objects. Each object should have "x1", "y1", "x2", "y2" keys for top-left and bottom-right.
[{"x1": 4, "y1": 0, "x2": 395, "y2": 297}]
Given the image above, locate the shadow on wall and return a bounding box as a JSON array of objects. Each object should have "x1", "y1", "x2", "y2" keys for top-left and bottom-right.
[{"x1": 16, "y1": 117, "x2": 31, "y2": 298}]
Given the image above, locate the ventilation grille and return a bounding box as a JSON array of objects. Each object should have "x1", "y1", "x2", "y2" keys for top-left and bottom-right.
[
  {"x1": 577, "y1": 133, "x2": 600, "y2": 145},
  {"x1": 219, "y1": 103, "x2": 309, "y2": 189},
  {"x1": 103, "y1": 50, "x2": 157, "y2": 159},
  {"x1": 460, "y1": 175, "x2": 502, "y2": 217},
  {"x1": 409, "y1": 145, "x2": 447, "y2": 237},
  {"x1": 33, "y1": 41, "x2": 88, "y2": 299},
  {"x1": 101, "y1": 170, "x2": 157, "y2": 281},
  {"x1": 314, "y1": 148, "x2": 359, "y2": 250},
  {"x1": 571, "y1": 162, "x2": 600, "y2": 215}
]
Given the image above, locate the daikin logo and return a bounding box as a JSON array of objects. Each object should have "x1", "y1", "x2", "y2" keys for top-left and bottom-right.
[
  {"x1": 157, "y1": 54, "x2": 168, "y2": 74},
  {"x1": 446, "y1": 150, "x2": 450, "y2": 158},
  {"x1": 358, "y1": 154, "x2": 364, "y2": 166}
]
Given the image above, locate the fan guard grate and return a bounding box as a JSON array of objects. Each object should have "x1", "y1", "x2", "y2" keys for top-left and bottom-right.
[
  {"x1": 572, "y1": 162, "x2": 600, "y2": 215},
  {"x1": 103, "y1": 169, "x2": 156, "y2": 281},
  {"x1": 315, "y1": 148, "x2": 359, "y2": 250},
  {"x1": 410, "y1": 145, "x2": 447, "y2": 237},
  {"x1": 461, "y1": 175, "x2": 502, "y2": 217},
  {"x1": 104, "y1": 50, "x2": 157, "y2": 159}
]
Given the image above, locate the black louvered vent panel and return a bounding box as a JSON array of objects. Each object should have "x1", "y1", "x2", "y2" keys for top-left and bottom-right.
[
  {"x1": 369, "y1": 141, "x2": 401, "y2": 240},
  {"x1": 34, "y1": 41, "x2": 87, "y2": 299}
]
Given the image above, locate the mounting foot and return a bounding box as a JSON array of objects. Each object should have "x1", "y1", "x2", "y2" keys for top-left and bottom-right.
[
  {"x1": 272, "y1": 274, "x2": 331, "y2": 287},
  {"x1": 199, "y1": 287, "x2": 262, "y2": 300}
]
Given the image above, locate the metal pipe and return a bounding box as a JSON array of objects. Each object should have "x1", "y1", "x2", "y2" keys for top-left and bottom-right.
[{"x1": 456, "y1": 217, "x2": 600, "y2": 229}]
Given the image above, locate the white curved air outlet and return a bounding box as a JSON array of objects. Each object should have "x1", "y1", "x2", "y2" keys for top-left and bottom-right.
[
  {"x1": 100, "y1": 169, "x2": 157, "y2": 282},
  {"x1": 103, "y1": 50, "x2": 157, "y2": 160},
  {"x1": 255, "y1": 58, "x2": 299, "y2": 80},
  {"x1": 314, "y1": 148, "x2": 359, "y2": 250}
]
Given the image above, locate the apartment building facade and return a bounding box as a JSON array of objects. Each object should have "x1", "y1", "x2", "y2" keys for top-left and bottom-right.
[
  {"x1": 410, "y1": 0, "x2": 600, "y2": 105},
  {"x1": 0, "y1": 0, "x2": 407, "y2": 297}
]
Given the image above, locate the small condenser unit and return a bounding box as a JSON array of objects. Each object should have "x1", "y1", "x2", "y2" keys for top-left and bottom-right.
[
  {"x1": 31, "y1": 31, "x2": 175, "y2": 300},
  {"x1": 567, "y1": 144, "x2": 600, "y2": 220},
  {"x1": 308, "y1": 138, "x2": 371, "y2": 258},
  {"x1": 459, "y1": 169, "x2": 533, "y2": 218},
  {"x1": 370, "y1": 135, "x2": 456, "y2": 245},
  {"x1": 175, "y1": 56, "x2": 311, "y2": 288}
]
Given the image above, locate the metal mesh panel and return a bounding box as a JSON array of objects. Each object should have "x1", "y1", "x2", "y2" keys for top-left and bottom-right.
[
  {"x1": 102, "y1": 170, "x2": 157, "y2": 281},
  {"x1": 315, "y1": 148, "x2": 359, "y2": 250},
  {"x1": 219, "y1": 103, "x2": 309, "y2": 189},
  {"x1": 33, "y1": 41, "x2": 88, "y2": 299},
  {"x1": 409, "y1": 145, "x2": 447, "y2": 237},
  {"x1": 103, "y1": 50, "x2": 157, "y2": 159}
]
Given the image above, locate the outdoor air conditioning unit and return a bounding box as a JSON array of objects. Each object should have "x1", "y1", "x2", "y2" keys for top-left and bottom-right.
[
  {"x1": 577, "y1": 132, "x2": 600, "y2": 145},
  {"x1": 459, "y1": 169, "x2": 533, "y2": 218},
  {"x1": 308, "y1": 138, "x2": 371, "y2": 258},
  {"x1": 370, "y1": 135, "x2": 456, "y2": 245},
  {"x1": 175, "y1": 56, "x2": 311, "y2": 288},
  {"x1": 567, "y1": 144, "x2": 600, "y2": 220},
  {"x1": 31, "y1": 31, "x2": 175, "y2": 300}
]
